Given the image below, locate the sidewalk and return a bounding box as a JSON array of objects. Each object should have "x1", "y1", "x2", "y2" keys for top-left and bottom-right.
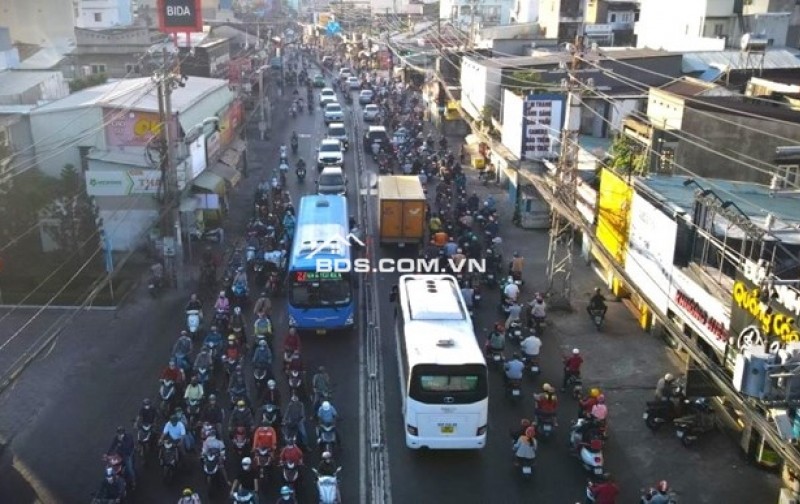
[{"x1": 448, "y1": 133, "x2": 780, "y2": 503}]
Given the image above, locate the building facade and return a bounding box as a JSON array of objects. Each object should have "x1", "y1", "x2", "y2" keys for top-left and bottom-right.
[
  {"x1": 62, "y1": 27, "x2": 163, "y2": 79},
  {"x1": 441, "y1": 0, "x2": 514, "y2": 28},
  {"x1": 76, "y1": 0, "x2": 134, "y2": 29}
]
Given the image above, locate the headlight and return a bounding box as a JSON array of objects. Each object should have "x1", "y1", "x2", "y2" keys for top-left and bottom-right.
[{"x1": 345, "y1": 313, "x2": 354, "y2": 325}]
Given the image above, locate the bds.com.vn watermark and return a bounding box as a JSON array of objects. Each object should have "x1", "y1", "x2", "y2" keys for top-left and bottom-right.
[{"x1": 315, "y1": 257, "x2": 487, "y2": 274}]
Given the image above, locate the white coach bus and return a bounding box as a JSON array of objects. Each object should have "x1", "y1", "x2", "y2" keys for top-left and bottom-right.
[{"x1": 395, "y1": 274, "x2": 488, "y2": 449}]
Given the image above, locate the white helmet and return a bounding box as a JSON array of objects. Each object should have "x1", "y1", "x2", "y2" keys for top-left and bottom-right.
[
  {"x1": 242, "y1": 457, "x2": 252, "y2": 467},
  {"x1": 572, "y1": 348, "x2": 580, "y2": 355},
  {"x1": 321, "y1": 401, "x2": 331, "y2": 411}
]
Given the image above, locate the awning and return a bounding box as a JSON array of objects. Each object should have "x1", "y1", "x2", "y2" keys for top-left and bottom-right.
[
  {"x1": 220, "y1": 148, "x2": 241, "y2": 168},
  {"x1": 211, "y1": 161, "x2": 242, "y2": 186},
  {"x1": 192, "y1": 171, "x2": 225, "y2": 193}
]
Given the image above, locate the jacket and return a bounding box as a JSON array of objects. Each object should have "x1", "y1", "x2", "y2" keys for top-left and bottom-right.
[
  {"x1": 184, "y1": 384, "x2": 204, "y2": 402},
  {"x1": 513, "y1": 435, "x2": 536, "y2": 460},
  {"x1": 109, "y1": 434, "x2": 135, "y2": 458}
]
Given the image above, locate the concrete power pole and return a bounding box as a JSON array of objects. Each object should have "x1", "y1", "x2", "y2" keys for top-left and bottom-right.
[
  {"x1": 468, "y1": 0, "x2": 479, "y2": 49},
  {"x1": 545, "y1": 35, "x2": 585, "y2": 309}
]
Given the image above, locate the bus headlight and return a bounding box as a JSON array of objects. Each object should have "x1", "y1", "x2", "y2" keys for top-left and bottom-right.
[
  {"x1": 476, "y1": 425, "x2": 488, "y2": 436},
  {"x1": 288, "y1": 315, "x2": 297, "y2": 327},
  {"x1": 345, "y1": 313, "x2": 354, "y2": 325},
  {"x1": 406, "y1": 425, "x2": 418, "y2": 436}
]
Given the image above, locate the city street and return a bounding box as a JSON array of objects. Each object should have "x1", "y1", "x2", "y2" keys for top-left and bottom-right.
[{"x1": 0, "y1": 64, "x2": 782, "y2": 504}]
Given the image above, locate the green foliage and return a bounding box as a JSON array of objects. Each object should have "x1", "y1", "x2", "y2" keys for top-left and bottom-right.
[
  {"x1": 43, "y1": 164, "x2": 99, "y2": 256},
  {"x1": 608, "y1": 134, "x2": 648, "y2": 176},
  {"x1": 506, "y1": 71, "x2": 557, "y2": 95},
  {"x1": 69, "y1": 73, "x2": 108, "y2": 93},
  {"x1": 0, "y1": 167, "x2": 57, "y2": 250}
]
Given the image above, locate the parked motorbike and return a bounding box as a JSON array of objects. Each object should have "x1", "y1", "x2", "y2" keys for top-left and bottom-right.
[
  {"x1": 189, "y1": 226, "x2": 223, "y2": 243},
  {"x1": 186, "y1": 310, "x2": 201, "y2": 341},
  {"x1": 313, "y1": 467, "x2": 342, "y2": 504},
  {"x1": 674, "y1": 398, "x2": 716, "y2": 447}
]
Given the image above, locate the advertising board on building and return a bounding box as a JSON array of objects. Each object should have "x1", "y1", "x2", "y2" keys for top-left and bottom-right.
[
  {"x1": 157, "y1": 0, "x2": 203, "y2": 33},
  {"x1": 188, "y1": 134, "x2": 206, "y2": 180},
  {"x1": 206, "y1": 131, "x2": 221, "y2": 162},
  {"x1": 85, "y1": 169, "x2": 162, "y2": 196},
  {"x1": 669, "y1": 268, "x2": 730, "y2": 355},
  {"x1": 220, "y1": 101, "x2": 243, "y2": 147},
  {"x1": 730, "y1": 259, "x2": 800, "y2": 353},
  {"x1": 624, "y1": 193, "x2": 677, "y2": 313},
  {"x1": 104, "y1": 109, "x2": 164, "y2": 148},
  {"x1": 595, "y1": 169, "x2": 633, "y2": 265},
  {"x1": 522, "y1": 93, "x2": 565, "y2": 160}
]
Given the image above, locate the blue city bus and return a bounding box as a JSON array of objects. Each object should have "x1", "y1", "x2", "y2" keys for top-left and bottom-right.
[{"x1": 287, "y1": 195, "x2": 355, "y2": 333}]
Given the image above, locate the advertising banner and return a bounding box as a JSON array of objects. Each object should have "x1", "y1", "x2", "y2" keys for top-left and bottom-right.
[
  {"x1": 522, "y1": 93, "x2": 565, "y2": 160},
  {"x1": 104, "y1": 109, "x2": 164, "y2": 148},
  {"x1": 85, "y1": 169, "x2": 162, "y2": 196},
  {"x1": 157, "y1": 0, "x2": 203, "y2": 33},
  {"x1": 595, "y1": 169, "x2": 633, "y2": 265},
  {"x1": 669, "y1": 268, "x2": 730, "y2": 355},
  {"x1": 730, "y1": 259, "x2": 800, "y2": 353},
  {"x1": 220, "y1": 101, "x2": 243, "y2": 148},
  {"x1": 188, "y1": 134, "x2": 206, "y2": 180},
  {"x1": 624, "y1": 193, "x2": 677, "y2": 313},
  {"x1": 206, "y1": 131, "x2": 221, "y2": 162}
]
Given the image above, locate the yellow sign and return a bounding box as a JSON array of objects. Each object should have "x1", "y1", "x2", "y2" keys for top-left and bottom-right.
[
  {"x1": 733, "y1": 281, "x2": 800, "y2": 343},
  {"x1": 595, "y1": 169, "x2": 633, "y2": 264}
]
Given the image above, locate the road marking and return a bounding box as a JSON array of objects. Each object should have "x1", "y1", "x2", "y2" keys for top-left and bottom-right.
[{"x1": 12, "y1": 455, "x2": 60, "y2": 504}]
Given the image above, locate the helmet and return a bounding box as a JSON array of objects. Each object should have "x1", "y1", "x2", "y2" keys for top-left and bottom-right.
[
  {"x1": 182, "y1": 488, "x2": 193, "y2": 497},
  {"x1": 318, "y1": 365, "x2": 326, "y2": 372},
  {"x1": 572, "y1": 348, "x2": 580, "y2": 355},
  {"x1": 258, "y1": 339, "x2": 267, "y2": 347},
  {"x1": 143, "y1": 398, "x2": 151, "y2": 407},
  {"x1": 664, "y1": 373, "x2": 674, "y2": 381},
  {"x1": 321, "y1": 401, "x2": 331, "y2": 411},
  {"x1": 208, "y1": 394, "x2": 216, "y2": 401},
  {"x1": 597, "y1": 394, "x2": 605, "y2": 403},
  {"x1": 237, "y1": 400, "x2": 246, "y2": 408},
  {"x1": 520, "y1": 418, "x2": 531, "y2": 428},
  {"x1": 494, "y1": 322, "x2": 504, "y2": 331},
  {"x1": 513, "y1": 251, "x2": 519, "y2": 257},
  {"x1": 281, "y1": 486, "x2": 293, "y2": 496},
  {"x1": 267, "y1": 379, "x2": 277, "y2": 388},
  {"x1": 590, "y1": 388, "x2": 601, "y2": 398},
  {"x1": 237, "y1": 267, "x2": 244, "y2": 273},
  {"x1": 219, "y1": 291, "x2": 226, "y2": 297},
  {"x1": 241, "y1": 457, "x2": 252, "y2": 467},
  {"x1": 542, "y1": 383, "x2": 554, "y2": 393},
  {"x1": 234, "y1": 306, "x2": 242, "y2": 315},
  {"x1": 228, "y1": 335, "x2": 236, "y2": 342},
  {"x1": 657, "y1": 480, "x2": 669, "y2": 492},
  {"x1": 524, "y1": 426, "x2": 536, "y2": 438},
  {"x1": 180, "y1": 330, "x2": 188, "y2": 336},
  {"x1": 322, "y1": 451, "x2": 332, "y2": 460},
  {"x1": 594, "y1": 287, "x2": 601, "y2": 294}
]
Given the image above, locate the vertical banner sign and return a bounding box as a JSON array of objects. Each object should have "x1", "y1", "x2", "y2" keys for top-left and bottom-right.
[
  {"x1": 522, "y1": 93, "x2": 565, "y2": 160},
  {"x1": 157, "y1": 0, "x2": 203, "y2": 33}
]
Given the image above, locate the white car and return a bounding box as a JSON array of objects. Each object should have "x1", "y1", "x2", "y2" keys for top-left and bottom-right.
[
  {"x1": 347, "y1": 76, "x2": 360, "y2": 90},
  {"x1": 319, "y1": 88, "x2": 337, "y2": 107},
  {"x1": 339, "y1": 67, "x2": 353, "y2": 79},
  {"x1": 326, "y1": 122, "x2": 349, "y2": 151},
  {"x1": 358, "y1": 89, "x2": 374, "y2": 105},
  {"x1": 317, "y1": 166, "x2": 347, "y2": 195},
  {"x1": 324, "y1": 102, "x2": 344, "y2": 124},
  {"x1": 317, "y1": 138, "x2": 344, "y2": 170},
  {"x1": 363, "y1": 104, "x2": 380, "y2": 122}
]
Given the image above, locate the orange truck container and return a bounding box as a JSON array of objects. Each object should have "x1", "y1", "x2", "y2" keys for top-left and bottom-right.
[{"x1": 378, "y1": 175, "x2": 426, "y2": 247}]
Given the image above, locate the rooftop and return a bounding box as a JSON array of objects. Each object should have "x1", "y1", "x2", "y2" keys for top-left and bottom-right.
[
  {"x1": 474, "y1": 48, "x2": 677, "y2": 69},
  {"x1": 0, "y1": 70, "x2": 63, "y2": 96},
  {"x1": 31, "y1": 76, "x2": 230, "y2": 115},
  {"x1": 686, "y1": 95, "x2": 800, "y2": 122},
  {"x1": 659, "y1": 77, "x2": 721, "y2": 97},
  {"x1": 682, "y1": 49, "x2": 800, "y2": 74},
  {"x1": 636, "y1": 174, "x2": 800, "y2": 244}
]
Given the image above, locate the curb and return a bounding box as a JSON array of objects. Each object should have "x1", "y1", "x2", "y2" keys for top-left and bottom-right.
[{"x1": 0, "y1": 304, "x2": 117, "y2": 311}]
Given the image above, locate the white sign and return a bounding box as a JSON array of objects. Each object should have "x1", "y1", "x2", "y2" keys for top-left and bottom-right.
[
  {"x1": 624, "y1": 193, "x2": 677, "y2": 313},
  {"x1": 669, "y1": 268, "x2": 730, "y2": 354},
  {"x1": 189, "y1": 135, "x2": 207, "y2": 180},
  {"x1": 85, "y1": 169, "x2": 162, "y2": 196},
  {"x1": 522, "y1": 94, "x2": 564, "y2": 160}
]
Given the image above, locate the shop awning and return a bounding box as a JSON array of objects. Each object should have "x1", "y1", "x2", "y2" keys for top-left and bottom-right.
[
  {"x1": 192, "y1": 171, "x2": 225, "y2": 193},
  {"x1": 211, "y1": 161, "x2": 242, "y2": 186}
]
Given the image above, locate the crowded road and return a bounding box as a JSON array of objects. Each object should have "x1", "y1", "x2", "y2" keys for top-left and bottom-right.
[{"x1": 0, "y1": 57, "x2": 780, "y2": 504}]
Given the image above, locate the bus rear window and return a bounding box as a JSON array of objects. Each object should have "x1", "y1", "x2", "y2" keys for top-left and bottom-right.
[{"x1": 410, "y1": 364, "x2": 487, "y2": 404}]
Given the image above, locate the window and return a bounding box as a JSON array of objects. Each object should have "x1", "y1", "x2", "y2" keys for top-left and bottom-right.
[
  {"x1": 776, "y1": 165, "x2": 800, "y2": 188},
  {"x1": 713, "y1": 23, "x2": 725, "y2": 37},
  {"x1": 94, "y1": 13, "x2": 102, "y2": 22},
  {"x1": 90, "y1": 64, "x2": 106, "y2": 75},
  {"x1": 610, "y1": 13, "x2": 617, "y2": 22},
  {"x1": 125, "y1": 63, "x2": 141, "y2": 74}
]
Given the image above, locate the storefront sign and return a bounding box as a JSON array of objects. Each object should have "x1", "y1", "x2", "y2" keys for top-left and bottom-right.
[
  {"x1": 669, "y1": 268, "x2": 729, "y2": 354},
  {"x1": 206, "y1": 131, "x2": 221, "y2": 162},
  {"x1": 85, "y1": 169, "x2": 162, "y2": 196},
  {"x1": 157, "y1": 0, "x2": 203, "y2": 33},
  {"x1": 219, "y1": 101, "x2": 243, "y2": 148},
  {"x1": 104, "y1": 109, "x2": 164, "y2": 147},
  {"x1": 595, "y1": 169, "x2": 633, "y2": 264},
  {"x1": 522, "y1": 94, "x2": 565, "y2": 160},
  {"x1": 624, "y1": 193, "x2": 676, "y2": 312},
  {"x1": 188, "y1": 134, "x2": 206, "y2": 180},
  {"x1": 731, "y1": 274, "x2": 800, "y2": 351}
]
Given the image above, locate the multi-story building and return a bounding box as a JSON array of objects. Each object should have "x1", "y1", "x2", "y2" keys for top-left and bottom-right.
[
  {"x1": 0, "y1": 0, "x2": 76, "y2": 45},
  {"x1": 441, "y1": 0, "x2": 515, "y2": 28},
  {"x1": 62, "y1": 26, "x2": 164, "y2": 79},
  {"x1": 509, "y1": 0, "x2": 540, "y2": 24},
  {"x1": 75, "y1": 0, "x2": 133, "y2": 29}
]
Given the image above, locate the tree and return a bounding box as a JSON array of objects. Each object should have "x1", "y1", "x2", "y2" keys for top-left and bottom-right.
[
  {"x1": 607, "y1": 134, "x2": 648, "y2": 176},
  {"x1": 0, "y1": 166, "x2": 57, "y2": 251},
  {"x1": 43, "y1": 164, "x2": 99, "y2": 257},
  {"x1": 507, "y1": 70, "x2": 543, "y2": 94}
]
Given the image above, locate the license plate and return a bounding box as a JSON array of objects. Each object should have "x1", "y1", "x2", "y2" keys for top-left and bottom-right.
[
  {"x1": 493, "y1": 354, "x2": 501, "y2": 361},
  {"x1": 543, "y1": 424, "x2": 552, "y2": 432},
  {"x1": 522, "y1": 466, "x2": 532, "y2": 475},
  {"x1": 440, "y1": 424, "x2": 455, "y2": 434},
  {"x1": 594, "y1": 467, "x2": 603, "y2": 475},
  {"x1": 530, "y1": 366, "x2": 539, "y2": 373},
  {"x1": 316, "y1": 329, "x2": 326, "y2": 335},
  {"x1": 677, "y1": 430, "x2": 685, "y2": 438},
  {"x1": 643, "y1": 413, "x2": 648, "y2": 420},
  {"x1": 512, "y1": 389, "x2": 521, "y2": 396}
]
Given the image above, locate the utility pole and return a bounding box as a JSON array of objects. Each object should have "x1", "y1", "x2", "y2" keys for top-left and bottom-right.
[
  {"x1": 545, "y1": 35, "x2": 584, "y2": 309},
  {"x1": 468, "y1": 0, "x2": 479, "y2": 49},
  {"x1": 157, "y1": 47, "x2": 183, "y2": 289}
]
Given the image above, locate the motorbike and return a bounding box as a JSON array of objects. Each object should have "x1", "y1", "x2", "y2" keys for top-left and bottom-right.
[
  {"x1": 160, "y1": 438, "x2": 179, "y2": 482},
  {"x1": 588, "y1": 307, "x2": 606, "y2": 330},
  {"x1": 317, "y1": 420, "x2": 338, "y2": 454},
  {"x1": 186, "y1": 397, "x2": 202, "y2": 426},
  {"x1": 159, "y1": 379, "x2": 176, "y2": 417},
  {"x1": 189, "y1": 226, "x2": 224, "y2": 243},
  {"x1": 313, "y1": 467, "x2": 342, "y2": 504},
  {"x1": 232, "y1": 488, "x2": 257, "y2": 503},
  {"x1": 641, "y1": 488, "x2": 679, "y2": 503},
  {"x1": 231, "y1": 426, "x2": 250, "y2": 459},
  {"x1": 186, "y1": 310, "x2": 201, "y2": 340},
  {"x1": 644, "y1": 385, "x2": 687, "y2": 430},
  {"x1": 516, "y1": 456, "x2": 534, "y2": 479},
  {"x1": 523, "y1": 353, "x2": 540, "y2": 377},
  {"x1": 213, "y1": 310, "x2": 230, "y2": 334},
  {"x1": 487, "y1": 348, "x2": 504, "y2": 370},
  {"x1": 253, "y1": 363, "x2": 270, "y2": 394},
  {"x1": 147, "y1": 272, "x2": 163, "y2": 298},
  {"x1": 288, "y1": 369, "x2": 304, "y2": 400},
  {"x1": 530, "y1": 314, "x2": 546, "y2": 335},
  {"x1": 473, "y1": 284, "x2": 482, "y2": 307},
  {"x1": 282, "y1": 459, "x2": 300, "y2": 490},
  {"x1": 195, "y1": 365, "x2": 211, "y2": 387},
  {"x1": 291, "y1": 137, "x2": 299, "y2": 154},
  {"x1": 536, "y1": 413, "x2": 556, "y2": 440},
  {"x1": 297, "y1": 165, "x2": 307, "y2": 182},
  {"x1": 674, "y1": 398, "x2": 715, "y2": 447},
  {"x1": 506, "y1": 377, "x2": 523, "y2": 401},
  {"x1": 103, "y1": 452, "x2": 124, "y2": 481},
  {"x1": 570, "y1": 418, "x2": 605, "y2": 477},
  {"x1": 202, "y1": 448, "x2": 224, "y2": 487},
  {"x1": 231, "y1": 282, "x2": 248, "y2": 308},
  {"x1": 136, "y1": 422, "x2": 155, "y2": 459},
  {"x1": 565, "y1": 372, "x2": 583, "y2": 400},
  {"x1": 254, "y1": 445, "x2": 274, "y2": 480},
  {"x1": 507, "y1": 320, "x2": 525, "y2": 343}
]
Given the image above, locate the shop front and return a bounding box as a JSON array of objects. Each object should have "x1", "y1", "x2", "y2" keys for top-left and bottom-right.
[{"x1": 191, "y1": 171, "x2": 226, "y2": 226}]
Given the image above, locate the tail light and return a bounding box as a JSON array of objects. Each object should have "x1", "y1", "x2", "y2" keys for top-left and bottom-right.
[
  {"x1": 477, "y1": 425, "x2": 488, "y2": 436},
  {"x1": 594, "y1": 456, "x2": 602, "y2": 464},
  {"x1": 406, "y1": 425, "x2": 418, "y2": 436}
]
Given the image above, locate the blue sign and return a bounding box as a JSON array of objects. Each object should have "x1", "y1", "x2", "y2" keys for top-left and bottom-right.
[{"x1": 326, "y1": 20, "x2": 342, "y2": 36}]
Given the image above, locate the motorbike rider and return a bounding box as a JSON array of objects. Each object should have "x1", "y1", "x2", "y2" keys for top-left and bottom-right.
[
  {"x1": 655, "y1": 373, "x2": 676, "y2": 402},
  {"x1": 178, "y1": 487, "x2": 202, "y2": 504},
  {"x1": 172, "y1": 331, "x2": 193, "y2": 372},
  {"x1": 136, "y1": 398, "x2": 157, "y2": 430},
  {"x1": 505, "y1": 300, "x2": 522, "y2": 330},
  {"x1": 223, "y1": 335, "x2": 242, "y2": 369},
  {"x1": 185, "y1": 293, "x2": 203, "y2": 316},
  {"x1": 316, "y1": 400, "x2": 338, "y2": 439},
  {"x1": 264, "y1": 379, "x2": 282, "y2": 408},
  {"x1": 96, "y1": 467, "x2": 126, "y2": 501},
  {"x1": 296, "y1": 157, "x2": 307, "y2": 176},
  {"x1": 203, "y1": 325, "x2": 223, "y2": 356},
  {"x1": 588, "y1": 287, "x2": 608, "y2": 318},
  {"x1": 252, "y1": 338, "x2": 273, "y2": 368},
  {"x1": 184, "y1": 375, "x2": 205, "y2": 408},
  {"x1": 528, "y1": 293, "x2": 547, "y2": 330},
  {"x1": 512, "y1": 426, "x2": 537, "y2": 466},
  {"x1": 503, "y1": 353, "x2": 524, "y2": 388},
  {"x1": 562, "y1": 348, "x2": 584, "y2": 392},
  {"x1": 484, "y1": 322, "x2": 506, "y2": 357},
  {"x1": 534, "y1": 383, "x2": 559, "y2": 425},
  {"x1": 291, "y1": 130, "x2": 298, "y2": 147},
  {"x1": 503, "y1": 276, "x2": 520, "y2": 303},
  {"x1": 317, "y1": 450, "x2": 338, "y2": 476},
  {"x1": 233, "y1": 266, "x2": 248, "y2": 293},
  {"x1": 283, "y1": 394, "x2": 308, "y2": 448},
  {"x1": 461, "y1": 281, "x2": 475, "y2": 311},
  {"x1": 230, "y1": 399, "x2": 255, "y2": 436},
  {"x1": 509, "y1": 251, "x2": 524, "y2": 280},
  {"x1": 200, "y1": 394, "x2": 225, "y2": 438},
  {"x1": 520, "y1": 332, "x2": 542, "y2": 363},
  {"x1": 108, "y1": 426, "x2": 136, "y2": 488},
  {"x1": 214, "y1": 291, "x2": 231, "y2": 315},
  {"x1": 252, "y1": 421, "x2": 278, "y2": 456},
  {"x1": 193, "y1": 345, "x2": 213, "y2": 375},
  {"x1": 280, "y1": 144, "x2": 288, "y2": 160},
  {"x1": 429, "y1": 214, "x2": 442, "y2": 233},
  {"x1": 228, "y1": 367, "x2": 249, "y2": 405},
  {"x1": 279, "y1": 437, "x2": 304, "y2": 467},
  {"x1": 230, "y1": 457, "x2": 260, "y2": 502},
  {"x1": 277, "y1": 486, "x2": 297, "y2": 504},
  {"x1": 201, "y1": 429, "x2": 229, "y2": 484},
  {"x1": 580, "y1": 388, "x2": 602, "y2": 418},
  {"x1": 588, "y1": 474, "x2": 620, "y2": 504},
  {"x1": 160, "y1": 414, "x2": 187, "y2": 458},
  {"x1": 312, "y1": 366, "x2": 332, "y2": 412},
  {"x1": 253, "y1": 292, "x2": 272, "y2": 318},
  {"x1": 467, "y1": 192, "x2": 480, "y2": 212},
  {"x1": 160, "y1": 359, "x2": 185, "y2": 388},
  {"x1": 283, "y1": 328, "x2": 302, "y2": 371},
  {"x1": 642, "y1": 480, "x2": 673, "y2": 504}
]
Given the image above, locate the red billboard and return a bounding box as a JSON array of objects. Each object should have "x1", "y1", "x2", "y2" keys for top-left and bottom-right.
[{"x1": 157, "y1": 0, "x2": 203, "y2": 33}]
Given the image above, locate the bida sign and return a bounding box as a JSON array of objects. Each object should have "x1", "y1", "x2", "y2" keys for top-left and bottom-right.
[
  {"x1": 730, "y1": 259, "x2": 800, "y2": 352},
  {"x1": 157, "y1": 0, "x2": 203, "y2": 33}
]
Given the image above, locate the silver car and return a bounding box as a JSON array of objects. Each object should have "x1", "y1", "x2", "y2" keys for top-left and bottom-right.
[
  {"x1": 363, "y1": 104, "x2": 380, "y2": 122},
  {"x1": 317, "y1": 167, "x2": 347, "y2": 195}
]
